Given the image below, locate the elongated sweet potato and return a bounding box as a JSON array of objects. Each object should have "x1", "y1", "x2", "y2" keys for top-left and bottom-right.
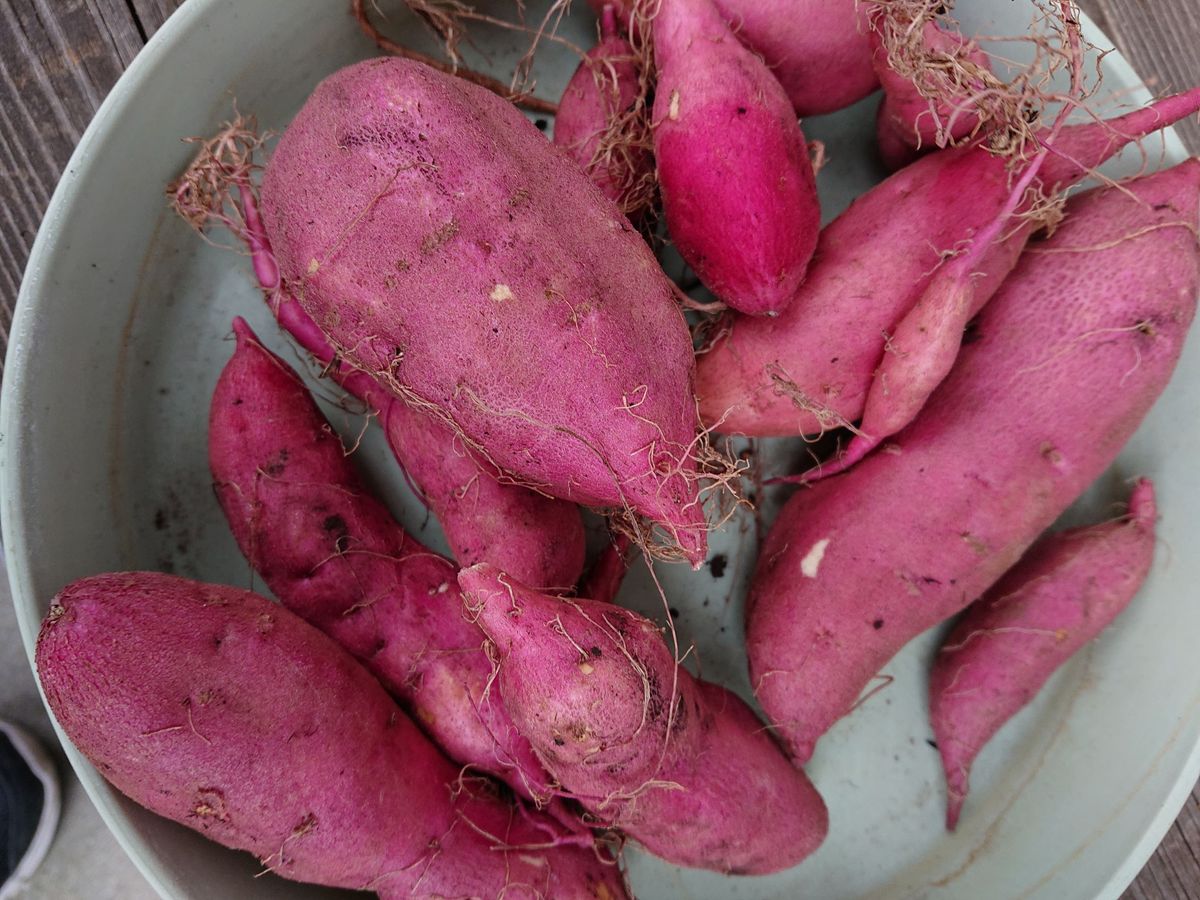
[
  {"x1": 459, "y1": 564, "x2": 828, "y2": 874},
  {"x1": 209, "y1": 318, "x2": 564, "y2": 806},
  {"x1": 590, "y1": 0, "x2": 877, "y2": 115},
  {"x1": 816, "y1": 98, "x2": 1200, "y2": 478},
  {"x1": 746, "y1": 161, "x2": 1200, "y2": 763},
  {"x1": 554, "y1": 6, "x2": 653, "y2": 220},
  {"x1": 36, "y1": 572, "x2": 627, "y2": 899},
  {"x1": 696, "y1": 88, "x2": 1200, "y2": 438},
  {"x1": 932, "y1": 479, "x2": 1157, "y2": 830},
  {"x1": 653, "y1": 0, "x2": 820, "y2": 317},
  {"x1": 379, "y1": 394, "x2": 585, "y2": 591},
  {"x1": 260, "y1": 58, "x2": 710, "y2": 564}
]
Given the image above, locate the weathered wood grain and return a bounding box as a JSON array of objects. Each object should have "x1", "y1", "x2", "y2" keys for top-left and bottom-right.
[
  {"x1": 128, "y1": 0, "x2": 181, "y2": 34},
  {"x1": 1124, "y1": 783, "x2": 1200, "y2": 900},
  {"x1": 0, "y1": 0, "x2": 183, "y2": 354},
  {"x1": 0, "y1": 1, "x2": 1196, "y2": 896},
  {"x1": 1091, "y1": 0, "x2": 1200, "y2": 151}
]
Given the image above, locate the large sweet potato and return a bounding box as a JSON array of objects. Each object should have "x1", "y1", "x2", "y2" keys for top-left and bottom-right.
[
  {"x1": 260, "y1": 58, "x2": 709, "y2": 563},
  {"x1": 172, "y1": 132, "x2": 587, "y2": 591},
  {"x1": 36, "y1": 572, "x2": 626, "y2": 899}
]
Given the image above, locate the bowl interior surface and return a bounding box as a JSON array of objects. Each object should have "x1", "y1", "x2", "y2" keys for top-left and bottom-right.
[{"x1": 3, "y1": 2, "x2": 1198, "y2": 899}]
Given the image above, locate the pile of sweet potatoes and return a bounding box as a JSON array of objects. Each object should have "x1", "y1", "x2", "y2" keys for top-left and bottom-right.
[{"x1": 34, "y1": 1, "x2": 1200, "y2": 896}]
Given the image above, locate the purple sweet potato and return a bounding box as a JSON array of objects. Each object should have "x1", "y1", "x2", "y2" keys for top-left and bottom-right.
[
  {"x1": 209, "y1": 319, "x2": 561, "y2": 805},
  {"x1": 554, "y1": 6, "x2": 653, "y2": 220},
  {"x1": 746, "y1": 161, "x2": 1200, "y2": 763},
  {"x1": 653, "y1": 0, "x2": 820, "y2": 317},
  {"x1": 459, "y1": 564, "x2": 828, "y2": 874},
  {"x1": 259, "y1": 58, "x2": 709, "y2": 564},
  {"x1": 869, "y1": 11, "x2": 994, "y2": 170},
  {"x1": 590, "y1": 0, "x2": 877, "y2": 115},
  {"x1": 932, "y1": 479, "x2": 1157, "y2": 830},
  {"x1": 172, "y1": 140, "x2": 586, "y2": 592},
  {"x1": 696, "y1": 88, "x2": 1200, "y2": 437},
  {"x1": 36, "y1": 572, "x2": 627, "y2": 899}
]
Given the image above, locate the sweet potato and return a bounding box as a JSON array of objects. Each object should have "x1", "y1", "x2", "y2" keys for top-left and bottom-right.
[
  {"x1": 379, "y1": 395, "x2": 585, "y2": 591},
  {"x1": 589, "y1": 0, "x2": 877, "y2": 115},
  {"x1": 696, "y1": 88, "x2": 1200, "y2": 437},
  {"x1": 931, "y1": 479, "x2": 1157, "y2": 830},
  {"x1": 458, "y1": 564, "x2": 828, "y2": 874},
  {"x1": 554, "y1": 6, "x2": 653, "y2": 220},
  {"x1": 171, "y1": 143, "x2": 587, "y2": 592},
  {"x1": 652, "y1": 0, "x2": 819, "y2": 317},
  {"x1": 36, "y1": 572, "x2": 627, "y2": 899},
  {"x1": 798, "y1": 178, "x2": 1042, "y2": 482},
  {"x1": 259, "y1": 58, "x2": 709, "y2": 564},
  {"x1": 869, "y1": 10, "x2": 994, "y2": 170},
  {"x1": 746, "y1": 161, "x2": 1200, "y2": 763},
  {"x1": 209, "y1": 318, "x2": 564, "y2": 805}
]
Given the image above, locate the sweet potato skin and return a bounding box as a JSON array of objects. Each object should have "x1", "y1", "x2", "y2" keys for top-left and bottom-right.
[
  {"x1": 379, "y1": 396, "x2": 585, "y2": 591},
  {"x1": 459, "y1": 564, "x2": 828, "y2": 875},
  {"x1": 553, "y1": 8, "x2": 651, "y2": 218},
  {"x1": 871, "y1": 18, "x2": 993, "y2": 170},
  {"x1": 696, "y1": 91, "x2": 1200, "y2": 437},
  {"x1": 209, "y1": 319, "x2": 560, "y2": 803},
  {"x1": 590, "y1": 0, "x2": 877, "y2": 115},
  {"x1": 36, "y1": 572, "x2": 627, "y2": 899},
  {"x1": 931, "y1": 479, "x2": 1157, "y2": 830},
  {"x1": 746, "y1": 162, "x2": 1200, "y2": 763},
  {"x1": 652, "y1": 0, "x2": 820, "y2": 317},
  {"x1": 260, "y1": 57, "x2": 706, "y2": 562}
]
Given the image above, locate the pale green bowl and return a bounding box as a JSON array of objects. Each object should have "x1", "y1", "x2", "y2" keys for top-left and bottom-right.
[{"x1": 3, "y1": 2, "x2": 1197, "y2": 898}]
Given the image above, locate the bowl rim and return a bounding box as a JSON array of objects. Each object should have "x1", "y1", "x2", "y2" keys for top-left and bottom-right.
[
  {"x1": 2, "y1": 2, "x2": 1197, "y2": 898},
  {"x1": 0, "y1": 1, "x2": 215, "y2": 896}
]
